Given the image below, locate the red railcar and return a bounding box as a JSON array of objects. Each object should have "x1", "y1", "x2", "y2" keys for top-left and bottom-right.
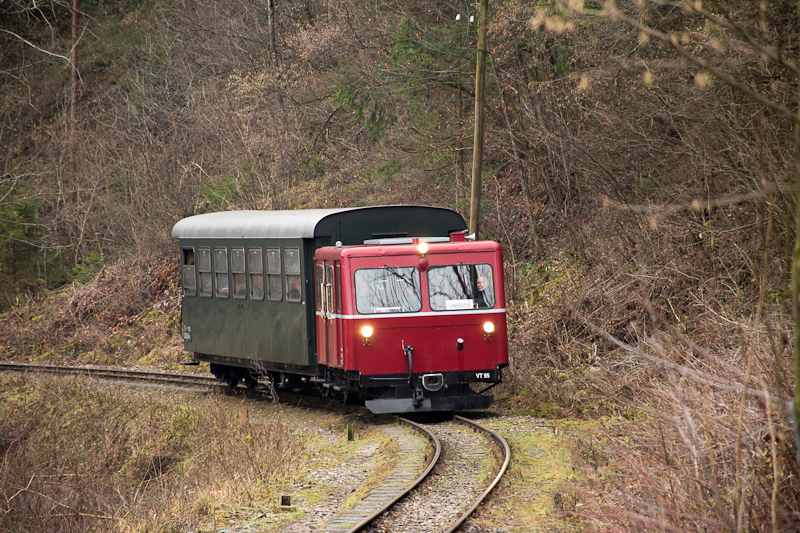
[{"x1": 314, "y1": 232, "x2": 508, "y2": 413}]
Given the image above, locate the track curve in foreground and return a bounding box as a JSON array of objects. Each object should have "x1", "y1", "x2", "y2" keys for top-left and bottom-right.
[
  {"x1": 443, "y1": 415, "x2": 511, "y2": 533},
  {"x1": 317, "y1": 417, "x2": 441, "y2": 533},
  {"x1": 361, "y1": 415, "x2": 510, "y2": 533}
]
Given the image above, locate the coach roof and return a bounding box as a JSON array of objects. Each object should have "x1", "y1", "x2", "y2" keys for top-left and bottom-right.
[{"x1": 171, "y1": 206, "x2": 466, "y2": 244}]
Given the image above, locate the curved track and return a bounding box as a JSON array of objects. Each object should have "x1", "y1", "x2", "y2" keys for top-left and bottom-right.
[
  {"x1": 317, "y1": 417, "x2": 441, "y2": 532},
  {"x1": 444, "y1": 415, "x2": 511, "y2": 533},
  {"x1": 360, "y1": 416, "x2": 510, "y2": 533}
]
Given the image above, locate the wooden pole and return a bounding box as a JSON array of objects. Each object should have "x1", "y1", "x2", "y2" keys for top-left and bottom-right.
[{"x1": 469, "y1": 0, "x2": 488, "y2": 239}]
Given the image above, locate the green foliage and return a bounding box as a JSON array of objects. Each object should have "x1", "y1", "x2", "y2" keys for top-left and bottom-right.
[
  {"x1": 376, "y1": 160, "x2": 403, "y2": 185},
  {"x1": 71, "y1": 251, "x2": 104, "y2": 284},
  {"x1": 201, "y1": 176, "x2": 237, "y2": 207},
  {"x1": 0, "y1": 183, "x2": 43, "y2": 298},
  {"x1": 87, "y1": 20, "x2": 143, "y2": 56},
  {"x1": 331, "y1": 72, "x2": 394, "y2": 140},
  {"x1": 389, "y1": 16, "x2": 471, "y2": 75},
  {"x1": 517, "y1": 258, "x2": 572, "y2": 305},
  {"x1": 546, "y1": 37, "x2": 572, "y2": 77}
]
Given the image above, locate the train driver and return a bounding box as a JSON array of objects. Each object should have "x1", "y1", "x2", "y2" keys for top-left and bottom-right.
[{"x1": 474, "y1": 275, "x2": 492, "y2": 308}]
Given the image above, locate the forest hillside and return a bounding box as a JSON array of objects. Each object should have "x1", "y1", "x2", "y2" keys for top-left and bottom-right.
[{"x1": 1, "y1": 0, "x2": 799, "y2": 530}]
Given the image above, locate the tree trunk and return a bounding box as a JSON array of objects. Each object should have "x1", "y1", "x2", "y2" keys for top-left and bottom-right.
[
  {"x1": 70, "y1": 0, "x2": 80, "y2": 264},
  {"x1": 267, "y1": 0, "x2": 285, "y2": 113},
  {"x1": 794, "y1": 98, "x2": 800, "y2": 465},
  {"x1": 793, "y1": 0, "x2": 800, "y2": 467},
  {"x1": 70, "y1": 0, "x2": 78, "y2": 189}
]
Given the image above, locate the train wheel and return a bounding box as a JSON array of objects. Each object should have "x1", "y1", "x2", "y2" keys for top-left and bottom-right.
[{"x1": 225, "y1": 376, "x2": 239, "y2": 388}]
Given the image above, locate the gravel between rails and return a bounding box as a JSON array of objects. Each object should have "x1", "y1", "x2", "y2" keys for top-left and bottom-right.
[{"x1": 365, "y1": 419, "x2": 497, "y2": 533}]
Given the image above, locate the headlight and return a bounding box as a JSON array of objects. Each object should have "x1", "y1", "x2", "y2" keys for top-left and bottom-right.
[
  {"x1": 483, "y1": 321, "x2": 495, "y2": 334},
  {"x1": 361, "y1": 325, "x2": 374, "y2": 338},
  {"x1": 417, "y1": 242, "x2": 429, "y2": 254}
]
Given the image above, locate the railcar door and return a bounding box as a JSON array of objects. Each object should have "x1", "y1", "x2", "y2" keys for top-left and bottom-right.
[
  {"x1": 316, "y1": 261, "x2": 343, "y2": 367},
  {"x1": 315, "y1": 263, "x2": 328, "y2": 365}
]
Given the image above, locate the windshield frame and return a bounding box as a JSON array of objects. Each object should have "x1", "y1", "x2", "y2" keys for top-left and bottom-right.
[{"x1": 427, "y1": 262, "x2": 495, "y2": 311}]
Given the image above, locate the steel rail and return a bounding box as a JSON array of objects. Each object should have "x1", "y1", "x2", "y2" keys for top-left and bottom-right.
[
  {"x1": 320, "y1": 416, "x2": 441, "y2": 533},
  {"x1": 443, "y1": 415, "x2": 511, "y2": 533},
  {"x1": 0, "y1": 362, "x2": 218, "y2": 387}
]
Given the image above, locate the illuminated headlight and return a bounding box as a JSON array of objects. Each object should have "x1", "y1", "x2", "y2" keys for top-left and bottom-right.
[
  {"x1": 483, "y1": 321, "x2": 495, "y2": 334},
  {"x1": 417, "y1": 242, "x2": 429, "y2": 254},
  {"x1": 361, "y1": 325, "x2": 374, "y2": 338}
]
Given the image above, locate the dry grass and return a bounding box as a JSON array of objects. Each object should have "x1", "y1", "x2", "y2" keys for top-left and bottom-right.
[
  {"x1": 0, "y1": 241, "x2": 185, "y2": 369},
  {"x1": 501, "y1": 196, "x2": 800, "y2": 530},
  {"x1": 0, "y1": 373, "x2": 306, "y2": 532},
  {"x1": 563, "y1": 312, "x2": 799, "y2": 531}
]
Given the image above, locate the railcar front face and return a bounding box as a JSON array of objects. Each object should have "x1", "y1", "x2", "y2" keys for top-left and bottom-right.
[{"x1": 314, "y1": 238, "x2": 508, "y2": 413}]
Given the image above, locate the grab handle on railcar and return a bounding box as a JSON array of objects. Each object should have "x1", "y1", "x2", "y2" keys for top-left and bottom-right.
[{"x1": 403, "y1": 344, "x2": 414, "y2": 387}]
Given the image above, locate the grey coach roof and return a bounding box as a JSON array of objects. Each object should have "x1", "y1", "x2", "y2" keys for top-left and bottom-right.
[{"x1": 171, "y1": 206, "x2": 466, "y2": 243}]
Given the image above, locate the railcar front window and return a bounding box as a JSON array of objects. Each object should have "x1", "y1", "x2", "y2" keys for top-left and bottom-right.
[
  {"x1": 355, "y1": 267, "x2": 421, "y2": 314},
  {"x1": 428, "y1": 263, "x2": 495, "y2": 311}
]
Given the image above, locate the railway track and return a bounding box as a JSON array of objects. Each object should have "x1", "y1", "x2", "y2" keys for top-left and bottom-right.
[
  {"x1": 1, "y1": 362, "x2": 510, "y2": 532},
  {"x1": 320, "y1": 415, "x2": 510, "y2": 533},
  {"x1": 0, "y1": 362, "x2": 219, "y2": 389}
]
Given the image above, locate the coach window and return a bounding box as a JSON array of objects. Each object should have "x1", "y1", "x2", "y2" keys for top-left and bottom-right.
[
  {"x1": 427, "y1": 263, "x2": 495, "y2": 311},
  {"x1": 355, "y1": 267, "x2": 421, "y2": 314},
  {"x1": 266, "y1": 248, "x2": 282, "y2": 301},
  {"x1": 214, "y1": 248, "x2": 229, "y2": 299},
  {"x1": 198, "y1": 247, "x2": 212, "y2": 297},
  {"x1": 181, "y1": 247, "x2": 196, "y2": 296},
  {"x1": 231, "y1": 247, "x2": 246, "y2": 299},
  {"x1": 286, "y1": 248, "x2": 302, "y2": 302},
  {"x1": 248, "y1": 248, "x2": 264, "y2": 300}
]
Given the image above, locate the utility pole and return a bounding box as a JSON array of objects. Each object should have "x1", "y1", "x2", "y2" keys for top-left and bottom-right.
[{"x1": 469, "y1": 0, "x2": 488, "y2": 239}]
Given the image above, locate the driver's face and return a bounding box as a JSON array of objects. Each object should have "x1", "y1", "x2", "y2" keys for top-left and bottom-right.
[{"x1": 477, "y1": 277, "x2": 487, "y2": 290}]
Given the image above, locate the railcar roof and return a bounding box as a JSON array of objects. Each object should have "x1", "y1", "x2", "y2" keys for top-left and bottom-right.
[{"x1": 171, "y1": 206, "x2": 466, "y2": 243}]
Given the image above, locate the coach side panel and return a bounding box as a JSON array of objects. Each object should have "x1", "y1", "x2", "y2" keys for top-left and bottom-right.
[{"x1": 178, "y1": 237, "x2": 316, "y2": 368}]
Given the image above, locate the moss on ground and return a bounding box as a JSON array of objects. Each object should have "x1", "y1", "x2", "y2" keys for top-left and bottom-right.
[{"x1": 466, "y1": 408, "x2": 596, "y2": 533}]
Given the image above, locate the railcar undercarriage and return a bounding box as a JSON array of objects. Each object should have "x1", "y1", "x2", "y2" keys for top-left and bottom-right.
[{"x1": 198, "y1": 354, "x2": 502, "y2": 414}]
